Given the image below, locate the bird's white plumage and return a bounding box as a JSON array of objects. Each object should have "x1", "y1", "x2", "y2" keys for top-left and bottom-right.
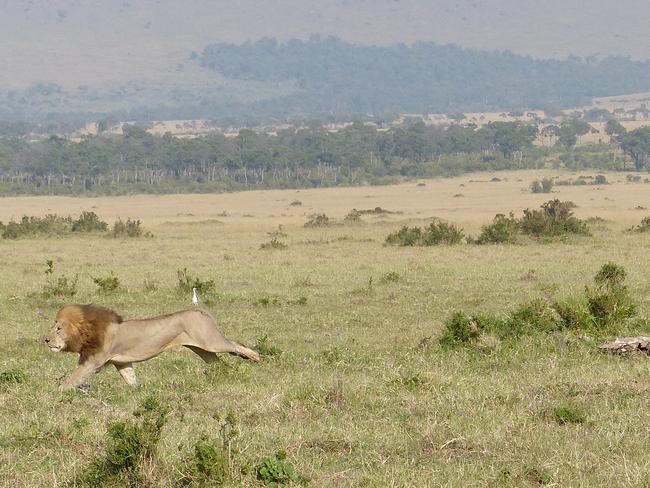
[{"x1": 192, "y1": 287, "x2": 199, "y2": 305}]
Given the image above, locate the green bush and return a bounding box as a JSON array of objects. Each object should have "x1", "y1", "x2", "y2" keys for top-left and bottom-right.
[
  {"x1": 519, "y1": 199, "x2": 589, "y2": 237},
  {"x1": 630, "y1": 216, "x2": 650, "y2": 233},
  {"x1": 71, "y1": 211, "x2": 108, "y2": 232},
  {"x1": 183, "y1": 435, "x2": 230, "y2": 486},
  {"x1": 0, "y1": 214, "x2": 73, "y2": 239},
  {"x1": 260, "y1": 237, "x2": 288, "y2": 250},
  {"x1": 497, "y1": 299, "x2": 559, "y2": 339},
  {"x1": 530, "y1": 178, "x2": 553, "y2": 193},
  {"x1": 111, "y1": 218, "x2": 152, "y2": 237},
  {"x1": 585, "y1": 262, "x2": 635, "y2": 329},
  {"x1": 386, "y1": 221, "x2": 464, "y2": 246},
  {"x1": 255, "y1": 334, "x2": 282, "y2": 357},
  {"x1": 475, "y1": 213, "x2": 520, "y2": 244},
  {"x1": 177, "y1": 268, "x2": 216, "y2": 295},
  {"x1": 76, "y1": 396, "x2": 170, "y2": 487},
  {"x1": 93, "y1": 273, "x2": 121, "y2": 294},
  {"x1": 255, "y1": 451, "x2": 296, "y2": 486},
  {"x1": 439, "y1": 312, "x2": 483, "y2": 346},
  {"x1": 304, "y1": 213, "x2": 329, "y2": 228},
  {"x1": 42, "y1": 260, "x2": 78, "y2": 298}
]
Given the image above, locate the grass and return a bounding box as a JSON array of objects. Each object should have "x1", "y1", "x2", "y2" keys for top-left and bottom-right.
[{"x1": 3, "y1": 169, "x2": 650, "y2": 486}]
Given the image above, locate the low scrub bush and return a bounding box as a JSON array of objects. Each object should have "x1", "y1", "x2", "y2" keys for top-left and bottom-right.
[
  {"x1": 111, "y1": 218, "x2": 152, "y2": 238},
  {"x1": 255, "y1": 451, "x2": 297, "y2": 486},
  {"x1": 93, "y1": 273, "x2": 121, "y2": 294},
  {"x1": 176, "y1": 268, "x2": 216, "y2": 295},
  {"x1": 255, "y1": 334, "x2": 282, "y2": 357},
  {"x1": 386, "y1": 220, "x2": 464, "y2": 246},
  {"x1": 304, "y1": 213, "x2": 329, "y2": 228},
  {"x1": 260, "y1": 237, "x2": 288, "y2": 250},
  {"x1": 42, "y1": 260, "x2": 78, "y2": 298},
  {"x1": 519, "y1": 199, "x2": 589, "y2": 237},
  {"x1": 71, "y1": 211, "x2": 108, "y2": 232},
  {"x1": 76, "y1": 396, "x2": 169, "y2": 487},
  {"x1": 630, "y1": 216, "x2": 650, "y2": 233},
  {"x1": 585, "y1": 262, "x2": 635, "y2": 329},
  {"x1": 0, "y1": 211, "x2": 109, "y2": 239},
  {"x1": 530, "y1": 178, "x2": 553, "y2": 193},
  {"x1": 475, "y1": 213, "x2": 520, "y2": 244}
]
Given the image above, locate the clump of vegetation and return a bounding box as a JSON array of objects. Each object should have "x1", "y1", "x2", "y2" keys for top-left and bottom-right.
[
  {"x1": 629, "y1": 216, "x2": 650, "y2": 233},
  {"x1": 474, "y1": 213, "x2": 520, "y2": 244},
  {"x1": 0, "y1": 368, "x2": 27, "y2": 386},
  {"x1": 255, "y1": 450, "x2": 297, "y2": 486},
  {"x1": 304, "y1": 213, "x2": 329, "y2": 228},
  {"x1": 555, "y1": 175, "x2": 608, "y2": 186},
  {"x1": 552, "y1": 404, "x2": 588, "y2": 425},
  {"x1": 530, "y1": 178, "x2": 553, "y2": 193},
  {"x1": 110, "y1": 218, "x2": 152, "y2": 238},
  {"x1": 93, "y1": 273, "x2": 121, "y2": 294},
  {"x1": 76, "y1": 396, "x2": 170, "y2": 487},
  {"x1": 42, "y1": 259, "x2": 78, "y2": 298},
  {"x1": 255, "y1": 334, "x2": 282, "y2": 357},
  {"x1": 519, "y1": 199, "x2": 589, "y2": 237},
  {"x1": 386, "y1": 220, "x2": 464, "y2": 246},
  {"x1": 176, "y1": 268, "x2": 216, "y2": 295},
  {"x1": 289, "y1": 200, "x2": 302, "y2": 206},
  {"x1": 71, "y1": 211, "x2": 108, "y2": 232},
  {"x1": 440, "y1": 263, "x2": 635, "y2": 348},
  {"x1": 344, "y1": 209, "x2": 363, "y2": 223},
  {"x1": 0, "y1": 214, "x2": 73, "y2": 239},
  {"x1": 585, "y1": 262, "x2": 636, "y2": 329},
  {"x1": 180, "y1": 412, "x2": 239, "y2": 486},
  {"x1": 260, "y1": 237, "x2": 288, "y2": 250},
  {"x1": 439, "y1": 312, "x2": 483, "y2": 347},
  {"x1": 381, "y1": 271, "x2": 400, "y2": 283}
]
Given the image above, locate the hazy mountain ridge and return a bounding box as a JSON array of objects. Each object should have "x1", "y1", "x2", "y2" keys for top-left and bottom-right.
[{"x1": 1, "y1": 0, "x2": 648, "y2": 89}]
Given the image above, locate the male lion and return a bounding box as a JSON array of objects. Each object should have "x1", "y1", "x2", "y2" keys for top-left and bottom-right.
[{"x1": 45, "y1": 304, "x2": 260, "y2": 390}]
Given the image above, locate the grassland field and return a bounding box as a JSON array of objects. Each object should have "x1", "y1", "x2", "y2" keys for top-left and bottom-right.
[{"x1": 2, "y1": 169, "x2": 650, "y2": 486}]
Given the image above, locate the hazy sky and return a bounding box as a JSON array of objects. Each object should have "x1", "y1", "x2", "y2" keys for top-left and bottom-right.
[{"x1": 1, "y1": 0, "x2": 648, "y2": 87}]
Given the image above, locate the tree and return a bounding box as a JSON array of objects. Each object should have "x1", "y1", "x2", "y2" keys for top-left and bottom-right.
[{"x1": 619, "y1": 127, "x2": 650, "y2": 170}]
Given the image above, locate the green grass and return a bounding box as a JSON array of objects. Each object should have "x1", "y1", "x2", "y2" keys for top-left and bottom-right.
[{"x1": 3, "y1": 185, "x2": 650, "y2": 486}]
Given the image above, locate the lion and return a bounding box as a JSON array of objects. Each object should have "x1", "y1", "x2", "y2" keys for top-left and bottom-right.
[{"x1": 45, "y1": 304, "x2": 260, "y2": 390}]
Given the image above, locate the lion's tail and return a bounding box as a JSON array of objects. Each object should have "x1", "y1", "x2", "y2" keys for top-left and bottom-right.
[{"x1": 228, "y1": 340, "x2": 261, "y2": 362}]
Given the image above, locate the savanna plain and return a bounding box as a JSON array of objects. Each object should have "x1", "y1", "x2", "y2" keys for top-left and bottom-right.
[{"x1": 3, "y1": 170, "x2": 650, "y2": 487}]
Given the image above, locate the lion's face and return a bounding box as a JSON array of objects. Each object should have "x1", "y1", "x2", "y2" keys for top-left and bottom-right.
[{"x1": 45, "y1": 317, "x2": 80, "y2": 353}]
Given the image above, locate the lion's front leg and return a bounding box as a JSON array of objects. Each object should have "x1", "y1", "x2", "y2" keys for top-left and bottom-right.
[
  {"x1": 115, "y1": 363, "x2": 137, "y2": 386},
  {"x1": 61, "y1": 359, "x2": 105, "y2": 391}
]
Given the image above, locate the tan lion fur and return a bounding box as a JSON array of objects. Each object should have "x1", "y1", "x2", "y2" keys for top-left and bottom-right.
[{"x1": 45, "y1": 305, "x2": 259, "y2": 390}]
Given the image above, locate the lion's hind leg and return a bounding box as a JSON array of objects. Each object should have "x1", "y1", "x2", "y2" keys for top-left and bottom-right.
[
  {"x1": 186, "y1": 345, "x2": 220, "y2": 363},
  {"x1": 115, "y1": 363, "x2": 137, "y2": 386}
]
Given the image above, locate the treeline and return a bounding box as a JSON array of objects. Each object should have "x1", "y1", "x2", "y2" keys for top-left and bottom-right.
[
  {"x1": 202, "y1": 36, "x2": 650, "y2": 115},
  {"x1": 0, "y1": 121, "x2": 645, "y2": 196}
]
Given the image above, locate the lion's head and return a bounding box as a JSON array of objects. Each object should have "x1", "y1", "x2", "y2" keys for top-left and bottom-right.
[{"x1": 45, "y1": 305, "x2": 123, "y2": 360}]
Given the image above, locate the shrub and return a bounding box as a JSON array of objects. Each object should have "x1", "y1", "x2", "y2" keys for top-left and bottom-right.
[
  {"x1": 76, "y1": 396, "x2": 169, "y2": 486},
  {"x1": 475, "y1": 213, "x2": 520, "y2": 244},
  {"x1": 42, "y1": 260, "x2": 78, "y2": 298},
  {"x1": 497, "y1": 299, "x2": 559, "y2": 339},
  {"x1": 519, "y1": 200, "x2": 589, "y2": 237},
  {"x1": 255, "y1": 334, "x2": 282, "y2": 357},
  {"x1": 176, "y1": 268, "x2": 216, "y2": 295},
  {"x1": 344, "y1": 209, "x2": 363, "y2": 223},
  {"x1": 630, "y1": 216, "x2": 650, "y2": 233},
  {"x1": 0, "y1": 214, "x2": 73, "y2": 239},
  {"x1": 93, "y1": 273, "x2": 121, "y2": 294},
  {"x1": 585, "y1": 262, "x2": 635, "y2": 329},
  {"x1": 304, "y1": 213, "x2": 329, "y2": 228},
  {"x1": 530, "y1": 178, "x2": 553, "y2": 193},
  {"x1": 439, "y1": 312, "x2": 483, "y2": 346},
  {"x1": 381, "y1": 271, "x2": 400, "y2": 283},
  {"x1": 260, "y1": 237, "x2": 288, "y2": 250},
  {"x1": 111, "y1": 218, "x2": 151, "y2": 238},
  {"x1": 71, "y1": 211, "x2": 108, "y2": 232},
  {"x1": 593, "y1": 174, "x2": 608, "y2": 185},
  {"x1": 386, "y1": 221, "x2": 464, "y2": 246},
  {"x1": 385, "y1": 226, "x2": 422, "y2": 246},
  {"x1": 255, "y1": 451, "x2": 296, "y2": 486}
]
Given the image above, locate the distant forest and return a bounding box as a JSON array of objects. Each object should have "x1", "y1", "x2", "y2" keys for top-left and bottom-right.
[
  {"x1": 0, "y1": 121, "x2": 648, "y2": 196},
  {"x1": 201, "y1": 37, "x2": 650, "y2": 116}
]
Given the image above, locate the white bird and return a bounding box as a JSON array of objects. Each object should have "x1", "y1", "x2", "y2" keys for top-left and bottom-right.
[{"x1": 192, "y1": 287, "x2": 199, "y2": 306}]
